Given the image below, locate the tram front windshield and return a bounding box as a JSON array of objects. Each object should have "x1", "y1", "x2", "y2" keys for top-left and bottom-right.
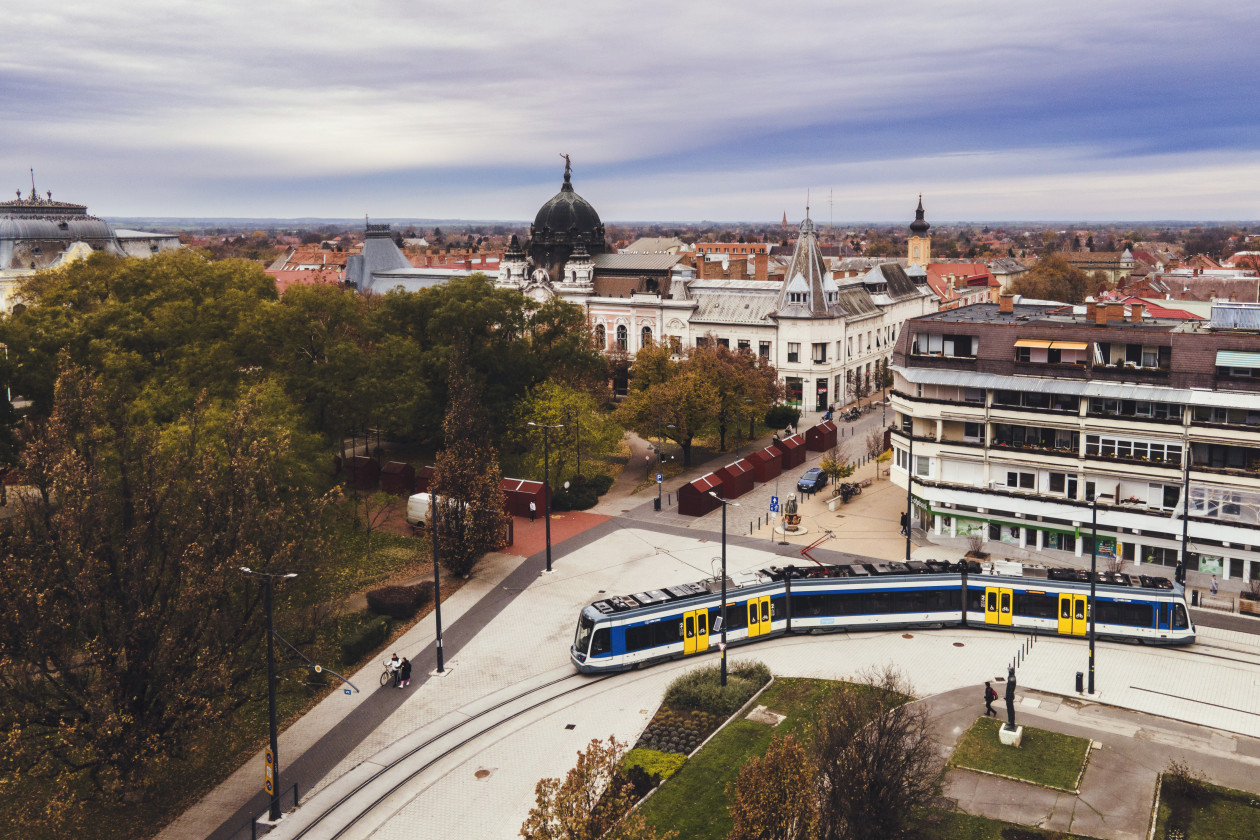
[{"x1": 574, "y1": 614, "x2": 595, "y2": 654}]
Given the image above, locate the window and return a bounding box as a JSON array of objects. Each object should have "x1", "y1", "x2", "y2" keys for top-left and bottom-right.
[
  {"x1": 1015, "y1": 347, "x2": 1031, "y2": 363},
  {"x1": 915, "y1": 456, "x2": 930, "y2": 477},
  {"x1": 590, "y1": 628, "x2": 610, "y2": 656},
  {"x1": 964, "y1": 388, "x2": 985, "y2": 404},
  {"x1": 787, "y1": 343, "x2": 800, "y2": 363},
  {"x1": 759, "y1": 341, "x2": 771, "y2": 359},
  {"x1": 963, "y1": 422, "x2": 982, "y2": 441},
  {"x1": 895, "y1": 447, "x2": 909, "y2": 470},
  {"x1": 1049, "y1": 472, "x2": 1066, "y2": 493},
  {"x1": 615, "y1": 324, "x2": 628, "y2": 351},
  {"x1": 737, "y1": 339, "x2": 750, "y2": 352},
  {"x1": 789, "y1": 292, "x2": 806, "y2": 304},
  {"x1": 640, "y1": 326, "x2": 653, "y2": 348},
  {"x1": 717, "y1": 338, "x2": 730, "y2": 349},
  {"x1": 812, "y1": 343, "x2": 827, "y2": 363},
  {"x1": 1006, "y1": 471, "x2": 1035, "y2": 489},
  {"x1": 668, "y1": 336, "x2": 681, "y2": 354},
  {"x1": 594, "y1": 323, "x2": 606, "y2": 350},
  {"x1": 1144, "y1": 546, "x2": 1179, "y2": 567},
  {"x1": 847, "y1": 337, "x2": 853, "y2": 359}
]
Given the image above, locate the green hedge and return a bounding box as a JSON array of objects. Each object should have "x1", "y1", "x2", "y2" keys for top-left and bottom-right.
[
  {"x1": 366, "y1": 582, "x2": 434, "y2": 619},
  {"x1": 664, "y1": 661, "x2": 771, "y2": 717},
  {"x1": 765, "y1": 405, "x2": 801, "y2": 430},
  {"x1": 622, "y1": 747, "x2": 686, "y2": 794},
  {"x1": 340, "y1": 615, "x2": 392, "y2": 665}
]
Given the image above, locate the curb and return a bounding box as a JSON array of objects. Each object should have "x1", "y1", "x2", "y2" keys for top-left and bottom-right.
[
  {"x1": 1147, "y1": 772, "x2": 1163, "y2": 840},
  {"x1": 947, "y1": 717, "x2": 1093, "y2": 796}
]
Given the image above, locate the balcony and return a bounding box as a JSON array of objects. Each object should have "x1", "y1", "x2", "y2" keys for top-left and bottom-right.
[{"x1": 905, "y1": 354, "x2": 978, "y2": 371}]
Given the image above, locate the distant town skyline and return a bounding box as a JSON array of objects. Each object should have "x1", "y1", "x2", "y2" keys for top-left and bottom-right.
[{"x1": 6, "y1": 1, "x2": 1258, "y2": 221}]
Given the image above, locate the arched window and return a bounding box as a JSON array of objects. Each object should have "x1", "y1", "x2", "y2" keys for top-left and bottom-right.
[
  {"x1": 594, "y1": 323, "x2": 606, "y2": 350},
  {"x1": 641, "y1": 326, "x2": 653, "y2": 348},
  {"x1": 616, "y1": 324, "x2": 629, "y2": 351}
]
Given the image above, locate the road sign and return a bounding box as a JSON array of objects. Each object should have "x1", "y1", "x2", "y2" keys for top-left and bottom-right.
[
  {"x1": 656, "y1": 473, "x2": 663, "y2": 483},
  {"x1": 769, "y1": 501, "x2": 779, "y2": 513},
  {"x1": 770, "y1": 495, "x2": 779, "y2": 506},
  {"x1": 344, "y1": 688, "x2": 352, "y2": 695},
  {"x1": 264, "y1": 748, "x2": 275, "y2": 795}
]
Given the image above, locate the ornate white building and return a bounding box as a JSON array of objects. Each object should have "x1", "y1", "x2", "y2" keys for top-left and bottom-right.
[{"x1": 498, "y1": 162, "x2": 938, "y2": 409}]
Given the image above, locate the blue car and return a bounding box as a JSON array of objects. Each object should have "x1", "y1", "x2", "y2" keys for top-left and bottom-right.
[{"x1": 797, "y1": 467, "x2": 827, "y2": 493}]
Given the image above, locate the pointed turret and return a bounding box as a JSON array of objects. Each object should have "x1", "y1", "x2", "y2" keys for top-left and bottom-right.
[
  {"x1": 907, "y1": 195, "x2": 932, "y2": 267},
  {"x1": 774, "y1": 212, "x2": 839, "y2": 317},
  {"x1": 909, "y1": 195, "x2": 930, "y2": 235}
]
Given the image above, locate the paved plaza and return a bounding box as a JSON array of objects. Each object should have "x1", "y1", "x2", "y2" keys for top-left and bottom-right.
[{"x1": 163, "y1": 417, "x2": 1260, "y2": 840}]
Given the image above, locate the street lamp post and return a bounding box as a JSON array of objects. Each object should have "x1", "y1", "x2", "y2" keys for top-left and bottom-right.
[
  {"x1": 904, "y1": 428, "x2": 914, "y2": 563},
  {"x1": 655, "y1": 422, "x2": 675, "y2": 511},
  {"x1": 240, "y1": 567, "x2": 298, "y2": 822},
  {"x1": 1088, "y1": 495, "x2": 1097, "y2": 695},
  {"x1": 708, "y1": 491, "x2": 740, "y2": 686},
  {"x1": 528, "y1": 421, "x2": 564, "y2": 573},
  {"x1": 431, "y1": 502, "x2": 445, "y2": 674}
]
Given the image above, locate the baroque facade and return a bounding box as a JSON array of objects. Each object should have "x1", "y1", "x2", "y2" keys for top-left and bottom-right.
[{"x1": 497, "y1": 163, "x2": 937, "y2": 409}]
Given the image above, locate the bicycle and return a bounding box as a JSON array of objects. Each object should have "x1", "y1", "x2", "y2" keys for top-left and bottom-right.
[{"x1": 380, "y1": 660, "x2": 399, "y2": 687}]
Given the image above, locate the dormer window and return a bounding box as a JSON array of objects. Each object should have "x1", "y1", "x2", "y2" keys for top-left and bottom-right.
[{"x1": 789, "y1": 292, "x2": 807, "y2": 304}]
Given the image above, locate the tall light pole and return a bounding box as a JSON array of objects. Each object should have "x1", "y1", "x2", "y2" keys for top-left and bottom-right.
[
  {"x1": 240, "y1": 567, "x2": 298, "y2": 822},
  {"x1": 708, "y1": 491, "x2": 740, "y2": 686},
  {"x1": 431, "y1": 502, "x2": 445, "y2": 674},
  {"x1": 904, "y1": 425, "x2": 914, "y2": 563},
  {"x1": 528, "y1": 421, "x2": 564, "y2": 573},
  {"x1": 1088, "y1": 494, "x2": 1097, "y2": 695},
  {"x1": 655, "y1": 422, "x2": 675, "y2": 511}
]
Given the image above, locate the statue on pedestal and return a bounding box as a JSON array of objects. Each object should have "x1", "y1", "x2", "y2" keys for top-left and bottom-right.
[
  {"x1": 783, "y1": 493, "x2": 801, "y2": 530},
  {"x1": 1004, "y1": 665, "x2": 1017, "y2": 730}
]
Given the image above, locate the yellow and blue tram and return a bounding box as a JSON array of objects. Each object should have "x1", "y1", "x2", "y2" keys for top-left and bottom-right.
[{"x1": 570, "y1": 560, "x2": 1194, "y2": 673}]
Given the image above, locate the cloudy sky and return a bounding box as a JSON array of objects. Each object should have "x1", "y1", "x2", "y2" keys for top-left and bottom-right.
[{"x1": 4, "y1": 1, "x2": 1258, "y2": 222}]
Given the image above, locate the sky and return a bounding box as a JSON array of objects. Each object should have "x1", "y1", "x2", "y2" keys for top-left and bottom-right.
[{"x1": 4, "y1": 0, "x2": 1259, "y2": 222}]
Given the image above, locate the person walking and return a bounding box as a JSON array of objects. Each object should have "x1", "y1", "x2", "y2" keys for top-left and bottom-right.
[
  {"x1": 529, "y1": 501, "x2": 536, "y2": 522},
  {"x1": 984, "y1": 681, "x2": 998, "y2": 717},
  {"x1": 398, "y1": 657, "x2": 412, "y2": 688},
  {"x1": 387, "y1": 653, "x2": 400, "y2": 687},
  {"x1": 1210, "y1": 575, "x2": 1219, "y2": 595}
]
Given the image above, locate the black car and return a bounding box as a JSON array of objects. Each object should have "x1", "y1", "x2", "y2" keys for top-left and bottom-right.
[{"x1": 797, "y1": 467, "x2": 827, "y2": 493}]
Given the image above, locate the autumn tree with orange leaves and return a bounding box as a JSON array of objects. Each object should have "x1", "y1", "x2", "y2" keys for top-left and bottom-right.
[{"x1": 726, "y1": 733, "x2": 819, "y2": 840}]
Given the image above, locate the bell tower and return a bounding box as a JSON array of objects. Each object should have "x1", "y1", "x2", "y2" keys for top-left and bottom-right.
[{"x1": 908, "y1": 195, "x2": 931, "y2": 268}]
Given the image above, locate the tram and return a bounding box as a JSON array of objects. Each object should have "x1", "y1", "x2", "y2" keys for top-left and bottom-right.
[{"x1": 570, "y1": 559, "x2": 1194, "y2": 673}]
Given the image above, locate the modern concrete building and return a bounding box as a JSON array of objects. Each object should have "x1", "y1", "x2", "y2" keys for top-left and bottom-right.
[{"x1": 890, "y1": 296, "x2": 1260, "y2": 584}]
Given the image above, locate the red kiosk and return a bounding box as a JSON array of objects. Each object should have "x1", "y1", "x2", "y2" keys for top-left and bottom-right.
[
  {"x1": 805, "y1": 420, "x2": 838, "y2": 452},
  {"x1": 715, "y1": 459, "x2": 754, "y2": 499},
  {"x1": 348, "y1": 456, "x2": 380, "y2": 491},
  {"x1": 414, "y1": 465, "x2": 436, "y2": 493},
  {"x1": 500, "y1": 478, "x2": 549, "y2": 517},
  {"x1": 773, "y1": 433, "x2": 806, "y2": 469},
  {"x1": 380, "y1": 461, "x2": 416, "y2": 495},
  {"x1": 746, "y1": 445, "x2": 782, "y2": 482},
  {"x1": 678, "y1": 473, "x2": 724, "y2": 517}
]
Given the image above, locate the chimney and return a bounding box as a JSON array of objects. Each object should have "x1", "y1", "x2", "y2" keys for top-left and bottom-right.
[
  {"x1": 1095, "y1": 303, "x2": 1109, "y2": 325},
  {"x1": 999, "y1": 293, "x2": 1014, "y2": 313},
  {"x1": 1107, "y1": 303, "x2": 1124, "y2": 322},
  {"x1": 755, "y1": 252, "x2": 768, "y2": 281},
  {"x1": 1129, "y1": 302, "x2": 1144, "y2": 322},
  {"x1": 1086, "y1": 302, "x2": 1097, "y2": 321}
]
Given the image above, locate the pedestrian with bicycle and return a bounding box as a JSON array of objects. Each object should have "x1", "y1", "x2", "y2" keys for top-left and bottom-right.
[{"x1": 388, "y1": 652, "x2": 400, "y2": 686}]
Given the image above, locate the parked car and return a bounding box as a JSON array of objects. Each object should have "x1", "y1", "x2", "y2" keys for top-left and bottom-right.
[{"x1": 797, "y1": 467, "x2": 827, "y2": 493}]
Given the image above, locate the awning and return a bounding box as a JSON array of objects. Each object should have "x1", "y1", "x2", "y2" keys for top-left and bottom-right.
[
  {"x1": 1050, "y1": 341, "x2": 1088, "y2": 351},
  {"x1": 1014, "y1": 339, "x2": 1053, "y2": 349},
  {"x1": 1216, "y1": 350, "x2": 1260, "y2": 368}
]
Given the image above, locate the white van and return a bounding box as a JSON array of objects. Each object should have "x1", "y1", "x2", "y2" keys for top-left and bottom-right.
[{"x1": 406, "y1": 493, "x2": 438, "y2": 527}]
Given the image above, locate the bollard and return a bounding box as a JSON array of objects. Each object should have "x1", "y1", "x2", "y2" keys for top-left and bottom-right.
[{"x1": 1075, "y1": 671, "x2": 1084, "y2": 693}]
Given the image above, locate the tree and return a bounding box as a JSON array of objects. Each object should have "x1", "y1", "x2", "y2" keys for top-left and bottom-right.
[
  {"x1": 0, "y1": 364, "x2": 327, "y2": 826},
  {"x1": 812, "y1": 666, "x2": 943, "y2": 840},
  {"x1": 863, "y1": 429, "x2": 887, "y2": 461},
  {"x1": 520, "y1": 736, "x2": 676, "y2": 840},
  {"x1": 507, "y1": 380, "x2": 623, "y2": 490},
  {"x1": 1009, "y1": 255, "x2": 1102, "y2": 304},
  {"x1": 430, "y1": 349, "x2": 509, "y2": 577},
  {"x1": 818, "y1": 446, "x2": 854, "y2": 493},
  {"x1": 726, "y1": 733, "x2": 818, "y2": 840},
  {"x1": 688, "y1": 342, "x2": 781, "y2": 451}
]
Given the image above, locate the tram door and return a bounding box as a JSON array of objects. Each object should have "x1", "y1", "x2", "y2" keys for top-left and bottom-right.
[
  {"x1": 984, "y1": 587, "x2": 1013, "y2": 626},
  {"x1": 1058, "y1": 593, "x2": 1088, "y2": 636},
  {"x1": 1156, "y1": 602, "x2": 1170, "y2": 632},
  {"x1": 747, "y1": 596, "x2": 772, "y2": 637},
  {"x1": 682, "y1": 609, "x2": 710, "y2": 655}
]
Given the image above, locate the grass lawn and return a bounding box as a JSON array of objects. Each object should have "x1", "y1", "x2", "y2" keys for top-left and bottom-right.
[
  {"x1": 950, "y1": 717, "x2": 1091, "y2": 791},
  {"x1": 637, "y1": 677, "x2": 827, "y2": 840},
  {"x1": 1155, "y1": 777, "x2": 1260, "y2": 839}
]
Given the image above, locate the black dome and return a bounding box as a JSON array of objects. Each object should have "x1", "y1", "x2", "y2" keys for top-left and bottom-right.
[
  {"x1": 909, "y1": 195, "x2": 930, "y2": 235},
  {"x1": 528, "y1": 165, "x2": 607, "y2": 275}
]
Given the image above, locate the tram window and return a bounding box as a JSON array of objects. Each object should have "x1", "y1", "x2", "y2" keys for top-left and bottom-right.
[
  {"x1": 1000, "y1": 592, "x2": 1011, "y2": 614},
  {"x1": 697, "y1": 612, "x2": 707, "y2": 635},
  {"x1": 575, "y1": 615, "x2": 595, "y2": 653},
  {"x1": 761, "y1": 600, "x2": 770, "y2": 623},
  {"x1": 591, "y1": 628, "x2": 610, "y2": 656},
  {"x1": 1097, "y1": 601, "x2": 1154, "y2": 627},
  {"x1": 987, "y1": 591, "x2": 998, "y2": 612},
  {"x1": 625, "y1": 624, "x2": 652, "y2": 652},
  {"x1": 684, "y1": 615, "x2": 695, "y2": 638},
  {"x1": 770, "y1": 598, "x2": 782, "y2": 620},
  {"x1": 725, "y1": 606, "x2": 748, "y2": 631},
  {"x1": 1014, "y1": 592, "x2": 1058, "y2": 619},
  {"x1": 968, "y1": 590, "x2": 984, "y2": 612},
  {"x1": 1172, "y1": 604, "x2": 1189, "y2": 629},
  {"x1": 1061, "y1": 599, "x2": 1072, "y2": 620},
  {"x1": 1074, "y1": 600, "x2": 1085, "y2": 621},
  {"x1": 748, "y1": 603, "x2": 759, "y2": 625}
]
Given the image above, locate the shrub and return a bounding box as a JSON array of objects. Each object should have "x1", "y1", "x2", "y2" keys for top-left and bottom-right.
[
  {"x1": 588, "y1": 472, "x2": 615, "y2": 495},
  {"x1": 765, "y1": 404, "x2": 800, "y2": 430},
  {"x1": 366, "y1": 582, "x2": 434, "y2": 620},
  {"x1": 340, "y1": 615, "x2": 392, "y2": 665},
  {"x1": 664, "y1": 661, "x2": 771, "y2": 717},
  {"x1": 622, "y1": 748, "x2": 686, "y2": 796},
  {"x1": 551, "y1": 483, "x2": 598, "y2": 512}
]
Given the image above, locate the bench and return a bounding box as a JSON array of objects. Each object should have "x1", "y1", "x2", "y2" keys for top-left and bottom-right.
[{"x1": 1198, "y1": 595, "x2": 1235, "y2": 613}]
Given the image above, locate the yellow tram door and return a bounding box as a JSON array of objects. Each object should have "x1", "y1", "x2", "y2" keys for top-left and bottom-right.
[
  {"x1": 683, "y1": 612, "x2": 697, "y2": 655},
  {"x1": 985, "y1": 587, "x2": 1013, "y2": 626},
  {"x1": 747, "y1": 596, "x2": 771, "y2": 637},
  {"x1": 1058, "y1": 593, "x2": 1088, "y2": 636},
  {"x1": 695, "y1": 609, "x2": 710, "y2": 652}
]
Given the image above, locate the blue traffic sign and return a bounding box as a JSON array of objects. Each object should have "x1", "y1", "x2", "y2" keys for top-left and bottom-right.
[
  {"x1": 656, "y1": 473, "x2": 663, "y2": 483},
  {"x1": 771, "y1": 495, "x2": 779, "y2": 505},
  {"x1": 769, "y1": 501, "x2": 780, "y2": 513}
]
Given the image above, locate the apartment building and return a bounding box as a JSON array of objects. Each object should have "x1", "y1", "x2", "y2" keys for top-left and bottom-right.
[{"x1": 889, "y1": 297, "x2": 1260, "y2": 584}]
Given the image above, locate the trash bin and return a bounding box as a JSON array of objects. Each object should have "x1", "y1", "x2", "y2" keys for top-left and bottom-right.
[
  {"x1": 653, "y1": 497, "x2": 661, "y2": 511},
  {"x1": 1191, "y1": 589, "x2": 1199, "y2": 607},
  {"x1": 1075, "y1": 671, "x2": 1084, "y2": 693}
]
